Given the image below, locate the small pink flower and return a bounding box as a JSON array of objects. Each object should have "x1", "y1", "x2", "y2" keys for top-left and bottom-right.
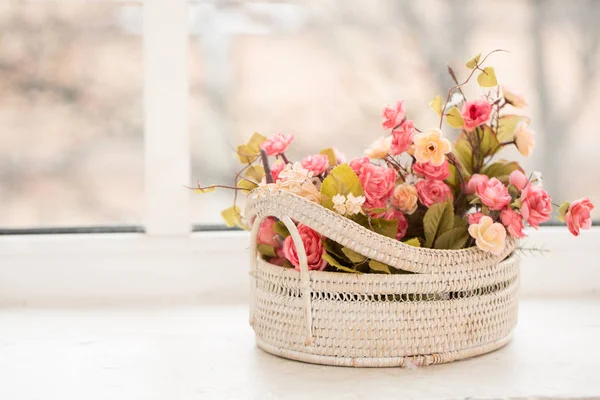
[
  {"x1": 380, "y1": 209, "x2": 408, "y2": 240},
  {"x1": 258, "y1": 217, "x2": 280, "y2": 248},
  {"x1": 301, "y1": 154, "x2": 329, "y2": 175},
  {"x1": 349, "y1": 157, "x2": 370, "y2": 176},
  {"x1": 509, "y1": 170, "x2": 528, "y2": 191},
  {"x1": 282, "y1": 224, "x2": 327, "y2": 271},
  {"x1": 520, "y1": 185, "x2": 552, "y2": 228},
  {"x1": 461, "y1": 99, "x2": 492, "y2": 132},
  {"x1": 382, "y1": 101, "x2": 406, "y2": 130},
  {"x1": 467, "y1": 212, "x2": 485, "y2": 225},
  {"x1": 415, "y1": 180, "x2": 453, "y2": 208},
  {"x1": 359, "y1": 163, "x2": 396, "y2": 209},
  {"x1": 466, "y1": 174, "x2": 489, "y2": 195},
  {"x1": 390, "y1": 120, "x2": 415, "y2": 155},
  {"x1": 500, "y1": 208, "x2": 526, "y2": 239},
  {"x1": 413, "y1": 159, "x2": 450, "y2": 181},
  {"x1": 270, "y1": 160, "x2": 285, "y2": 182},
  {"x1": 476, "y1": 178, "x2": 511, "y2": 211},
  {"x1": 261, "y1": 133, "x2": 294, "y2": 156},
  {"x1": 565, "y1": 197, "x2": 595, "y2": 237}
]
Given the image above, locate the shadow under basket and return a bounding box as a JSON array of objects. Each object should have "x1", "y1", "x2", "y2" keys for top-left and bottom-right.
[{"x1": 245, "y1": 189, "x2": 520, "y2": 368}]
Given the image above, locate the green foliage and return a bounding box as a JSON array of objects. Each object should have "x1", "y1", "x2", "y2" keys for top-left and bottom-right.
[
  {"x1": 221, "y1": 206, "x2": 247, "y2": 229},
  {"x1": 237, "y1": 178, "x2": 257, "y2": 194},
  {"x1": 274, "y1": 220, "x2": 290, "y2": 238},
  {"x1": 236, "y1": 132, "x2": 267, "y2": 164},
  {"x1": 322, "y1": 252, "x2": 359, "y2": 273},
  {"x1": 453, "y1": 134, "x2": 474, "y2": 174},
  {"x1": 368, "y1": 260, "x2": 391, "y2": 274},
  {"x1": 477, "y1": 67, "x2": 498, "y2": 87},
  {"x1": 557, "y1": 201, "x2": 571, "y2": 223},
  {"x1": 320, "y1": 164, "x2": 364, "y2": 210},
  {"x1": 403, "y1": 237, "x2": 421, "y2": 247},
  {"x1": 497, "y1": 115, "x2": 530, "y2": 142},
  {"x1": 245, "y1": 165, "x2": 265, "y2": 182},
  {"x1": 482, "y1": 160, "x2": 522, "y2": 184},
  {"x1": 446, "y1": 106, "x2": 465, "y2": 128},
  {"x1": 429, "y1": 95, "x2": 443, "y2": 116},
  {"x1": 257, "y1": 244, "x2": 276, "y2": 257},
  {"x1": 423, "y1": 201, "x2": 455, "y2": 248},
  {"x1": 478, "y1": 125, "x2": 501, "y2": 158},
  {"x1": 341, "y1": 247, "x2": 366, "y2": 263},
  {"x1": 433, "y1": 227, "x2": 469, "y2": 250},
  {"x1": 353, "y1": 214, "x2": 398, "y2": 239},
  {"x1": 319, "y1": 148, "x2": 337, "y2": 166},
  {"x1": 466, "y1": 53, "x2": 481, "y2": 69}
]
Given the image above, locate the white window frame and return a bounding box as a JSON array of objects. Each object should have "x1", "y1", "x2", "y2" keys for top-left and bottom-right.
[{"x1": 0, "y1": 0, "x2": 598, "y2": 306}]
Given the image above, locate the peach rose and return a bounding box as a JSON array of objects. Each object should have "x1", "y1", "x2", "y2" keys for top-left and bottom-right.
[
  {"x1": 500, "y1": 208, "x2": 526, "y2": 239},
  {"x1": 514, "y1": 123, "x2": 535, "y2": 157},
  {"x1": 282, "y1": 224, "x2": 327, "y2": 271},
  {"x1": 502, "y1": 85, "x2": 527, "y2": 108},
  {"x1": 413, "y1": 128, "x2": 452, "y2": 167},
  {"x1": 261, "y1": 133, "x2": 294, "y2": 156},
  {"x1": 509, "y1": 169, "x2": 528, "y2": 191},
  {"x1": 413, "y1": 159, "x2": 450, "y2": 181},
  {"x1": 467, "y1": 212, "x2": 485, "y2": 225},
  {"x1": 415, "y1": 179, "x2": 453, "y2": 208},
  {"x1": 380, "y1": 209, "x2": 408, "y2": 240},
  {"x1": 349, "y1": 157, "x2": 370, "y2": 176},
  {"x1": 461, "y1": 98, "x2": 492, "y2": 132},
  {"x1": 382, "y1": 101, "x2": 406, "y2": 130},
  {"x1": 391, "y1": 184, "x2": 419, "y2": 215},
  {"x1": 359, "y1": 163, "x2": 396, "y2": 209},
  {"x1": 468, "y1": 215, "x2": 507, "y2": 255},
  {"x1": 301, "y1": 154, "x2": 329, "y2": 175},
  {"x1": 565, "y1": 197, "x2": 595, "y2": 236},
  {"x1": 390, "y1": 120, "x2": 415, "y2": 155},
  {"x1": 476, "y1": 178, "x2": 511, "y2": 211},
  {"x1": 364, "y1": 136, "x2": 392, "y2": 159},
  {"x1": 520, "y1": 185, "x2": 552, "y2": 228},
  {"x1": 465, "y1": 174, "x2": 489, "y2": 195}
]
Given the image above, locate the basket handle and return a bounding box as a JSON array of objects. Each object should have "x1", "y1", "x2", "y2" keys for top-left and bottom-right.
[{"x1": 249, "y1": 215, "x2": 313, "y2": 346}]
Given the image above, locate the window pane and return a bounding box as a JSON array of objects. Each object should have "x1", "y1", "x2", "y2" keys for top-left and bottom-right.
[
  {"x1": 0, "y1": 3, "x2": 143, "y2": 228},
  {"x1": 190, "y1": 0, "x2": 600, "y2": 224}
]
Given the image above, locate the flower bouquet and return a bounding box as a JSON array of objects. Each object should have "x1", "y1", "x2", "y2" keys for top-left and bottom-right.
[{"x1": 199, "y1": 50, "x2": 594, "y2": 367}]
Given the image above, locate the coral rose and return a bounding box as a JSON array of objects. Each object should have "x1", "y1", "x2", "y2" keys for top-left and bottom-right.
[
  {"x1": 413, "y1": 159, "x2": 450, "y2": 181},
  {"x1": 476, "y1": 178, "x2": 511, "y2": 210},
  {"x1": 261, "y1": 133, "x2": 294, "y2": 156},
  {"x1": 520, "y1": 185, "x2": 552, "y2": 228},
  {"x1": 465, "y1": 174, "x2": 489, "y2": 195},
  {"x1": 468, "y1": 216, "x2": 507, "y2": 255},
  {"x1": 461, "y1": 98, "x2": 492, "y2": 132},
  {"x1": 415, "y1": 179, "x2": 453, "y2": 207},
  {"x1": 258, "y1": 217, "x2": 280, "y2": 248},
  {"x1": 565, "y1": 197, "x2": 595, "y2": 236},
  {"x1": 390, "y1": 120, "x2": 415, "y2": 155},
  {"x1": 514, "y1": 123, "x2": 535, "y2": 157},
  {"x1": 382, "y1": 101, "x2": 406, "y2": 130},
  {"x1": 500, "y1": 208, "x2": 526, "y2": 239},
  {"x1": 282, "y1": 224, "x2": 327, "y2": 271},
  {"x1": 467, "y1": 212, "x2": 485, "y2": 225},
  {"x1": 413, "y1": 128, "x2": 452, "y2": 167},
  {"x1": 509, "y1": 169, "x2": 528, "y2": 191},
  {"x1": 364, "y1": 136, "x2": 392, "y2": 159},
  {"x1": 349, "y1": 157, "x2": 370, "y2": 176},
  {"x1": 381, "y1": 209, "x2": 408, "y2": 240},
  {"x1": 391, "y1": 184, "x2": 419, "y2": 215},
  {"x1": 301, "y1": 154, "x2": 329, "y2": 175},
  {"x1": 359, "y1": 163, "x2": 396, "y2": 209}
]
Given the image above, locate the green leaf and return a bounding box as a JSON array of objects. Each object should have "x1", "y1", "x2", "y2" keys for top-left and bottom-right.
[
  {"x1": 194, "y1": 186, "x2": 217, "y2": 194},
  {"x1": 477, "y1": 67, "x2": 498, "y2": 87},
  {"x1": 368, "y1": 260, "x2": 391, "y2": 274},
  {"x1": 478, "y1": 125, "x2": 501, "y2": 158},
  {"x1": 454, "y1": 215, "x2": 468, "y2": 229},
  {"x1": 482, "y1": 160, "x2": 522, "y2": 184},
  {"x1": 248, "y1": 132, "x2": 267, "y2": 148},
  {"x1": 237, "y1": 178, "x2": 257, "y2": 193},
  {"x1": 497, "y1": 115, "x2": 531, "y2": 142},
  {"x1": 274, "y1": 220, "x2": 290, "y2": 238},
  {"x1": 221, "y1": 206, "x2": 246, "y2": 229},
  {"x1": 453, "y1": 134, "x2": 474, "y2": 174},
  {"x1": 320, "y1": 164, "x2": 364, "y2": 210},
  {"x1": 257, "y1": 244, "x2": 277, "y2": 257},
  {"x1": 423, "y1": 201, "x2": 454, "y2": 248},
  {"x1": 433, "y1": 227, "x2": 470, "y2": 250},
  {"x1": 322, "y1": 252, "x2": 359, "y2": 273},
  {"x1": 557, "y1": 201, "x2": 571, "y2": 223},
  {"x1": 245, "y1": 165, "x2": 265, "y2": 182},
  {"x1": 466, "y1": 53, "x2": 481, "y2": 69},
  {"x1": 319, "y1": 148, "x2": 337, "y2": 166},
  {"x1": 236, "y1": 132, "x2": 267, "y2": 164},
  {"x1": 403, "y1": 238, "x2": 421, "y2": 247},
  {"x1": 446, "y1": 106, "x2": 465, "y2": 128},
  {"x1": 353, "y1": 214, "x2": 398, "y2": 239},
  {"x1": 429, "y1": 95, "x2": 443, "y2": 116},
  {"x1": 341, "y1": 247, "x2": 366, "y2": 263}
]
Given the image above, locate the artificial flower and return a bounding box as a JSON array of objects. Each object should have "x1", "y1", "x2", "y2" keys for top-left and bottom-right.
[
  {"x1": 514, "y1": 123, "x2": 535, "y2": 157},
  {"x1": 301, "y1": 154, "x2": 329, "y2": 175},
  {"x1": 332, "y1": 194, "x2": 347, "y2": 215},
  {"x1": 276, "y1": 162, "x2": 321, "y2": 203},
  {"x1": 364, "y1": 136, "x2": 392, "y2": 159},
  {"x1": 349, "y1": 157, "x2": 370, "y2": 176},
  {"x1": 520, "y1": 185, "x2": 552, "y2": 228},
  {"x1": 502, "y1": 85, "x2": 527, "y2": 108},
  {"x1": 467, "y1": 212, "x2": 485, "y2": 225},
  {"x1": 468, "y1": 215, "x2": 507, "y2": 255},
  {"x1": 500, "y1": 208, "x2": 526, "y2": 238},
  {"x1": 509, "y1": 169, "x2": 528, "y2": 191},
  {"x1": 465, "y1": 174, "x2": 489, "y2": 195},
  {"x1": 461, "y1": 98, "x2": 492, "y2": 132},
  {"x1": 476, "y1": 178, "x2": 511, "y2": 210},
  {"x1": 413, "y1": 128, "x2": 452, "y2": 166},
  {"x1": 381, "y1": 209, "x2": 408, "y2": 240},
  {"x1": 390, "y1": 120, "x2": 415, "y2": 155},
  {"x1": 282, "y1": 224, "x2": 327, "y2": 271},
  {"x1": 565, "y1": 197, "x2": 595, "y2": 237},
  {"x1": 261, "y1": 133, "x2": 294, "y2": 156},
  {"x1": 413, "y1": 159, "x2": 450, "y2": 181},
  {"x1": 345, "y1": 193, "x2": 366, "y2": 215},
  {"x1": 270, "y1": 160, "x2": 286, "y2": 182},
  {"x1": 359, "y1": 163, "x2": 396, "y2": 209},
  {"x1": 415, "y1": 179, "x2": 453, "y2": 207},
  {"x1": 391, "y1": 184, "x2": 419, "y2": 215},
  {"x1": 382, "y1": 101, "x2": 406, "y2": 130}
]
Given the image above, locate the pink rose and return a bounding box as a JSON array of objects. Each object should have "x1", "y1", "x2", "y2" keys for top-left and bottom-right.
[
  {"x1": 520, "y1": 185, "x2": 552, "y2": 228},
  {"x1": 380, "y1": 209, "x2": 408, "y2": 240},
  {"x1": 476, "y1": 178, "x2": 511, "y2": 211},
  {"x1": 349, "y1": 157, "x2": 370, "y2": 176},
  {"x1": 467, "y1": 212, "x2": 485, "y2": 225},
  {"x1": 258, "y1": 217, "x2": 280, "y2": 247},
  {"x1": 413, "y1": 159, "x2": 450, "y2": 181},
  {"x1": 390, "y1": 120, "x2": 414, "y2": 155},
  {"x1": 565, "y1": 197, "x2": 595, "y2": 236},
  {"x1": 282, "y1": 224, "x2": 327, "y2": 271},
  {"x1": 359, "y1": 163, "x2": 396, "y2": 209},
  {"x1": 261, "y1": 133, "x2": 294, "y2": 156},
  {"x1": 461, "y1": 99, "x2": 492, "y2": 132},
  {"x1": 466, "y1": 174, "x2": 489, "y2": 195},
  {"x1": 415, "y1": 180, "x2": 453, "y2": 207},
  {"x1": 301, "y1": 154, "x2": 329, "y2": 175},
  {"x1": 382, "y1": 101, "x2": 406, "y2": 130},
  {"x1": 500, "y1": 208, "x2": 526, "y2": 239},
  {"x1": 270, "y1": 160, "x2": 285, "y2": 182},
  {"x1": 509, "y1": 170, "x2": 528, "y2": 191}
]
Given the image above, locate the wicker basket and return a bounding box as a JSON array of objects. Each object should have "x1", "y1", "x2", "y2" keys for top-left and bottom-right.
[{"x1": 245, "y1": 189, "x2": 520, "y2": 367}]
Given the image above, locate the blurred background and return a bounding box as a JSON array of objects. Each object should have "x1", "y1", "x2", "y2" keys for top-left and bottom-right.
[{"x1": 0, "y1": 0, "x2": 599, "y2": 228}]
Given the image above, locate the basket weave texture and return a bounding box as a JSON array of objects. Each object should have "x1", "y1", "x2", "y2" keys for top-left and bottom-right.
[{"x1": 245, "y1": 189, "x2": 520, "y2": 367}]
